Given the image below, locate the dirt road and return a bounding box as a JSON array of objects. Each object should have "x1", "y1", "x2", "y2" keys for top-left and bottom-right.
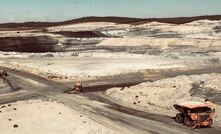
[
  {"x1": 1, "y1": 66, "x2": 221, "y2": 134},
  {"x1": 78, "y1": 65, "x2": 221, "y2": 94}
]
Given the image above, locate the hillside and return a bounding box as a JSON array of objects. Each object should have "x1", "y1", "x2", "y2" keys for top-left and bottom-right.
[{"x1": 0, "y1": 15, "x2": 221, "y2": 30}]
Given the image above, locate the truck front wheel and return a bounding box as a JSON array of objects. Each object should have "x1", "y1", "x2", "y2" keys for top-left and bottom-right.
[{"x1": 175, "y1": 113, "x2": 184, "y2": 123}]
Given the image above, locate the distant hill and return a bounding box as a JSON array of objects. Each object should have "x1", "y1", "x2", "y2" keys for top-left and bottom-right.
[{"x1": 0, "y1": 15, "x2": 221, "y2": 29}]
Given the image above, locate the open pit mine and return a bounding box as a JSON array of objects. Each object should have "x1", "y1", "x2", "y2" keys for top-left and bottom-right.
[{"x1": 1, "y1": 16, "x2": 221, "y2": 134}]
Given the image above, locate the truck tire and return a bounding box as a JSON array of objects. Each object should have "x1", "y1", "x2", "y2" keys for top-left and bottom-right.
[
  {"x1": 175, "y1": 113, "x2": 184, "y2": 123},
  {"x1": 184, "y1": 117, "x2": 194, "y2": 127}
]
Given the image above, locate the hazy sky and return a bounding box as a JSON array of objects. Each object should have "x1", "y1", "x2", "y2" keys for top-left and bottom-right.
[{"x1": 0, "y1": 0, "x2": 221, "y2": 23}]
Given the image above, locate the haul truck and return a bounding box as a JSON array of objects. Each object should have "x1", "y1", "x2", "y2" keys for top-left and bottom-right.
[{"x1": 174, "y1": 101, "x2": 215, "y2": 128}]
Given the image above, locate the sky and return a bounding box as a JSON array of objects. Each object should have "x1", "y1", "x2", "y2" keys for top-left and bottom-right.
[{"x1": 0, "y1": 0, "x2": 221, "y2": 23}]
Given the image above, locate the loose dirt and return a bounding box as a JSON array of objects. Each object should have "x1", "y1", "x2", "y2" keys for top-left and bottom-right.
[{"x1": 0, "y1": 100, "x2": 118, "y2": 134}]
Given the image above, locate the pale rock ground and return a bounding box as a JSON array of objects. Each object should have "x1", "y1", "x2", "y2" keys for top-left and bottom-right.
[
  {"x1": 139, "y1": 20, "x2": 221, "y2": 39},
  {"x1": 0, "y1": 100, "x2": 118, "y2": 134},
  {"x1": 0, "y1": 52, "x2": 219, "y2": 82},
  {"x1": 0, "y1": 52, "x2": 189, "y2": 81},
  {"x1": 1, "y1": 20, "x2": 221, "y2": 47},
  {"x1": 105, "y1": 73, "x2": 221, "y2": 126},
  {"x1": 47, "y1": 22, "x2": 129, "y2": 32},
  {"x1": 47, "y1": 20, "x2": 221, "y2": 39},
  {"x1": 1, "y1": 50, "x2": 220, "y2": 82},
  {"x1": 97, "y1": 37, "x2": 221, "y2": 48},
  {"x1": 95, "y1": 19, "x2": 221, "y2": 48}
]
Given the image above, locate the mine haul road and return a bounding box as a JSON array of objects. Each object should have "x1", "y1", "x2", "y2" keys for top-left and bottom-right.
[{"x1": 0, "y1": 66, "x2": 221, "y2": 134}]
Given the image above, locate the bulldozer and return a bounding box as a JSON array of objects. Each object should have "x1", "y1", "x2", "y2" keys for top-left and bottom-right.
[
  {"x1": 69, "y1": 81, "x2": 83, "y2": 94},
  {"x1": 174, "y1": 101, "x2": 215, "y2": 128},
  {"x1": 0, "y1": 70, "x2": 19, "y2": 91},
  {"x1": 74, "y1": 81, "x2": 82, "y2": 92}
]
